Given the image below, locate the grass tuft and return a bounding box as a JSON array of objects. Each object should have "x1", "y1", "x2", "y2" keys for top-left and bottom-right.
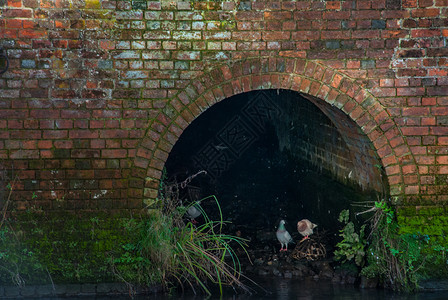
[{"x1": 111, "y1": 173, "x2": 251, "y2": 296}]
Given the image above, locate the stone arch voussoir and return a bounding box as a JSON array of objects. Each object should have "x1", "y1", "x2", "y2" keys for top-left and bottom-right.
[{"x1": 133, "y1": 56, "x2": 417, "y2": 207}]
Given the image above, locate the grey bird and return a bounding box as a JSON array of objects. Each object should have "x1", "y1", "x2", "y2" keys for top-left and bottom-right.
[
  {"x1": 276, "y1": 220, "x2": 293, "y2": 252},
  {"x1": 186, "y1": 202, "x2": 202, "y2": 224},
  {"x1": 297, "y1": 219, "x2": 317, "y2": 242}
]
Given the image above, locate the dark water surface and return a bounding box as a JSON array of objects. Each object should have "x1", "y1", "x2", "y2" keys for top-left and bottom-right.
[{"x1": 54, "y1": 277, "x2": 448, "y2": 300}]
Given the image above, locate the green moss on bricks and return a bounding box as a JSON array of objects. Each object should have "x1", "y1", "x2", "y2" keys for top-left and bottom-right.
[
  {"x1": 85, "y1": 0, "x2": 101, "y2": 9},
  {"x1": 420, "y1": 226, "x2": 443, "y2": 236},
  {"x1": 396, "y1": 206, "x2": 416, "y2": 216},
  {"x1": 221, "y1": 20, "x2": 236, "y2": 30},
  {"x1": 416, "y1": 206, "x2": 445, "y2": 216},
  {"x1": 397, "y1": 205, "x2": 448, "y2": 238},
  {"x1": 404, "y1": 216, "x2": 427, "y2": 226},
  {"x1": 1, "y1": 211, "x2": 140, "y2": 285}
]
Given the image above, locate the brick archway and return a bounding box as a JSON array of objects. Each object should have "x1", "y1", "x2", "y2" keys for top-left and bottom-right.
[{"x1": 131, "y1": 57, "x2": 416, "y2": 208}]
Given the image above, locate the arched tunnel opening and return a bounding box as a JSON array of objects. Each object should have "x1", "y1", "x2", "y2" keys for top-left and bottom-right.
[{"x1": 164, "y1": 89, "x2": 388, "y2": 274}]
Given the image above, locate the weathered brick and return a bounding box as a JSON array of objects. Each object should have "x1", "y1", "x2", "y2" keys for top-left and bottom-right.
[
  {"x1": 411, "y1": 29, "x2": 441, "y2": 38},
  {"x1": 3, "y1": 8, "x2": 33, "y2": 18}
]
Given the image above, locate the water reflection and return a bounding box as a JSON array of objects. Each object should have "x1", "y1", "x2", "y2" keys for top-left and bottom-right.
[
  {"x1": 91, "y1": 277, "x2": 447, "y2": 300},
  {"x1": 38, "y1": 277, "x2": 448, "y2": 300}
]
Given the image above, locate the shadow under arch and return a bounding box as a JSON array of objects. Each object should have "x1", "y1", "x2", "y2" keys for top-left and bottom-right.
[
  {"x1": 162, "y1": 89, "x2": 388, "y2": 238},
  {"x1": 131, "y1": 57, "x2": 416, "y2": 208}
]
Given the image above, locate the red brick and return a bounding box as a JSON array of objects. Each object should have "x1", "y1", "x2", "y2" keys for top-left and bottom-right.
[
  {"x1": 322, "y1": 11, "x2": 350, "y2": 19},
  {"x1": 422, "y1": 117, "x2": 436, "y2": 126},
  {"x1": 264, "y1": 11, "x2": 292, "y2": 19},
  {"x1": 427, "y1": 86, "x2": 448, "y2": 96},
  {"x1": 291, "y1": 31, "x2": 320, "y2": 41},
  {"x1": 431, "y1": 127, "x2": 448, "y2": 135},
  {"x1": 102, "y1": 149, "x2": 127, "y2": 158},
  {"x1": 6, "y1": 19, "x2": 23, "y2": 28},
  {"x1": 321, "y1": 30, "x2": 351, "y2": 39},
  {"x1": 262, "y1": 31, "x2": 290, "y2": 40},
  {"x1": 10, "y1": 150, "x2": 40, "y2": 159},
  {"x1": 404, "y1": 186, "x2": 419, "y2": 194},
  {"x1": 385, "y1": 164, "x2": 400, "y2": 176},
  {"x1": 397, "y1": 87, "x2": 425, "y2": 96},
  {"x1": 69, "y1": 130, "x2": 99, "y2": 139},
  {"x1": 432, "y1": 107, "x2": 448, "y2": 115},
  {"x1": 401, "y1": 127, "x2": 429, "y2": 136},
  {"x1": 4, "y1": 8, "x2": 33, "y2": 18},
  {"x1": 403, "y1": 107, "x2": 430, "y2": 116},
  {"x1": 352, "y1": 10, "x2": 381, "y2": 19},
  {"x1": 19, "y1": 29, "x2": 47, "y2": 39},
  {"x1": 326, "y1": 1, "x2": 341, "y2": 10},
  {"x1": 436, "y1": 156, "x2": 448, "y2": 164},
  {"x1": 411, "y1": 8, "x2": 440, "y2": 17},
  {"x1": 411, "y1": 29, "x2": 441, "y2": 38},
  {"x1": 299, "y1": 78, "x2": 311, "y2": 93},
  {"x1": 7, "y1": 0, "x2": 22, "y2": 7},
  {"x1": 352, "y1": 30, "x2": 380, "y2": 39}
]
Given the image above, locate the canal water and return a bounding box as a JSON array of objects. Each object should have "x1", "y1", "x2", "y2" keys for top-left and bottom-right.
[{"x1": 79, "y1": 277, "x2": 448, "y2": 300}]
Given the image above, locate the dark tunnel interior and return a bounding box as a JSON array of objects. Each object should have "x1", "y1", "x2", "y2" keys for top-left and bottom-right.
[{"x1": 164, "y1": 89, "x2": 386, "y2": 251}]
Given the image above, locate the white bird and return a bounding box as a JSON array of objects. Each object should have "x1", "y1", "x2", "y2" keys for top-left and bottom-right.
[
  {"x1": 297, "y1": 219, "x2": 317, "y2": 242},
  {"x1": 276, "y1": 220, "x2": 293, "y2": 252}
]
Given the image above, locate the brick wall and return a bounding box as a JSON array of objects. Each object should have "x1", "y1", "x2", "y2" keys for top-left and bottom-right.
[
  {"x1": 0, "y1": 0, "x2": 447, "y2": 225},
  {"x1": 275, "y1": 91, "x2": 385, "y2": 192}
]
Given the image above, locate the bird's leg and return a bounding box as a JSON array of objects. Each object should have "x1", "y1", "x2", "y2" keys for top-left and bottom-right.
[
  {"x1": 299, "y1": 236, "x2": 309, "y2": 243},
  {"x1": 191, "y1": 219, "x2": 198, "y2": 225}
]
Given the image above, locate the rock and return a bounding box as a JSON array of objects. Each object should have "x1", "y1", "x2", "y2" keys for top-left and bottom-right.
[
  {"x1": 345, "y1": 275, "x2": 357, "y2": 284},
  {"x1": 320, "y1": 269, "x2": 334, "y2": 279},
  {"x1": 332, "y1": 274, "x2": 341, "y2": 283},
  {"x1": 333, "y1": 264, "x2": 358, "y2": 285},
  {"x1": 318, "y1": 261, "x2": 334, "y2": 279},
  {"x1": 360, "y1": 276, "x2": 378, "y2": 289},
  {"x1": 245, "y1": 265, "x2": 254, "y2": 273},
  {"x1": 257, "y1": 230, "x2": 275, "y2": 243},
  {"x1": 273, "y1": 268, "x2": 282, "y2": 277},
  {"x1": 420, "y1": 280, "x2": 448, "y2": 291},
  {"x1": 258, "y1": 268, "x2": 270, "y2": 276},
  {"x1": 294, "y1": 263, "x2": 310, "y2": 274}
]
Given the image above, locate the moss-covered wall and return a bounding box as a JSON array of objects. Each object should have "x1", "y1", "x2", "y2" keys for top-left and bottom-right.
[
  {"x1": 1, "y1": 211, "x2": 137, "y2": 285},
  {"x1": 397, "y1": 205, "x2": 448, "y2": 243}
]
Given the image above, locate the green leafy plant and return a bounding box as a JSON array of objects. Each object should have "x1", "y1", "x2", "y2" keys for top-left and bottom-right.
[
  {"x1": 0, "y1": 175, "x2": 48, "y2": 286},
  {"x1": 360, "y1": 200, "x2": 428, "y2": 292},
  {"x1": 334, "y1": 209, "x2": 366, "y2": 267},
  {"x1": 0, "y1": 225, "x2": 47, "y2": 287},
  {"x1": 334, "y1": 200, "x2": 439, "y2": 292}
]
